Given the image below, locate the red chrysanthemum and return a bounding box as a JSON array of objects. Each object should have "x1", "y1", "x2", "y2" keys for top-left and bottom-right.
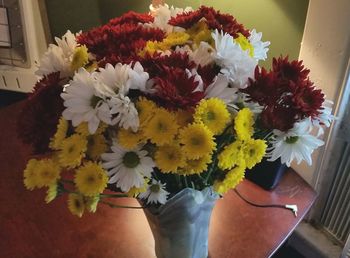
[
  {"x1": 242, "y1": 57, "x2": 325, "y2": 131},
  {"x1": 108, "y1": 11, "x2": 154, "y2": 26},
  {"x1": 151, "y1": 67, "x2": 204, "y2": 110},
  {"x1": 197, "y1": 64, "x2": 221, "y2": 90},
  {"x1": 243, "y1": 66, "x2": 283, "y2": 106},
  {"x1": 292, "y1": 80, "x2": 324, "y2": 118},
  {"x1": 260, "y1": 106, "x2": 297, "y2": 131},
  {"x1": 272, "y1": 56, "x2": 310, "y2": 85},
  {"x1": 17, "y1": 72, "x2": 64, "y2": 154},
  {"x1": 77, "y1": 23, "x2": 165, "y2": 64},
  {"x1": 169, "y1": 6, "x2": 250, "y2": 38},
  {"x1": 140, "y1": 51, "x2": 196, "y2": 78}
]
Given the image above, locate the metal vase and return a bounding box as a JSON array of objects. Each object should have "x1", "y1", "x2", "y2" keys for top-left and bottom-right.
[{"x1": 143, "y1": 187, "x2": 219, "y2": 258}]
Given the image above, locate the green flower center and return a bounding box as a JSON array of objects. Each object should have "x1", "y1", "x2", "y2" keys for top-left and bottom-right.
[
  {"x1": 150, "y1": 184, "x2": 160, "y2": 193},
  {"x1": 191, "y1": 137, "x2": 202, "y2": 146},
  {"x1": 286, "y1": 136, "x2": 299, "y2": 144},
  {"x1": 205, "y1": 111, "x2": 216, "y2": 121},
  {"x1": 157, "y1": 122, "x2": 167, "y2": 132},
  {"x1": 123, "y1": 152, "x2": 140, "y2": 168}
]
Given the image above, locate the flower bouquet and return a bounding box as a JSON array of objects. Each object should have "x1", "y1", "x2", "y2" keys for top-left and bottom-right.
[{"x1": 18, "y1": 3, "x2": 334, "y2": 258}]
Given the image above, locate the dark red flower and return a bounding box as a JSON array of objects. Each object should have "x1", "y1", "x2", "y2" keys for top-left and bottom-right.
[
  {"x1": 242, "y1": 57, "x2": 325, "y2": 131},
  {"x1": 197, "y1": 64, "x2": 221, "y2": 90},
  {"x1": 292, "y1": 80, "x2": 324, "y2": 118},
  {"x1": 140, "y1": 51, "x2": 196, "y2": 78},
  {"x1": 108, "y1": 11, "x2": 153, "y2": 26},
  {"x1": 151, "y1": 67, "x2": 204, "y2": 110},
  {"x1": 260, "y1": 106, "x2": 297, "y2": 131},
  {"x1": 272, "y1": 56, "x2": 310, "y2": 85},
  {"x1": 77, "y1": 23, "x2": 165, "y2": 64},
  {"x1": 243, "y1": 66, "x2": 283, "y2": 106},
  {"x1": 17, "y1": 72, "x2": 64, "y2": 154},
  {"x1": 169, "y1": 6, "x2": 250, "y2": 38}
]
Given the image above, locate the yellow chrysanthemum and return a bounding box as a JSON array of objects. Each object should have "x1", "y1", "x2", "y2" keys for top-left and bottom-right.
[
  {"x1": 234, "y1": 108, "x2": 254, "y2": 140},
  {"x1": 242, "y1": 139, "x2": 267, "y2": 169},
  {"x1": 143, "y1": 108, "x2": 179, "y2": 146},
  {"x1": 194, "y1": 98, "x2": 230, "y2": 135},
  {"x1": 75, "y1": 122, "x2": 107, "y2": 137},
  {"x1": 67, "y1": 193, "x2": 85, "y2": 217},
  {"x1": 139, "y1": 41, "x2": 166, "y2": 56},
  {"x1": 71, "y1": 45, "x2": 89, "y2": 71},
  {"x1": 126, "y1": 178, "x2": 149, "y2": 197},
  {"x1": 155, "y1": 144, "x2": 186, "y2": 173},
  {"x1": 235, "y1": 33, "x2": 254, "y2": 57},
  {"x1": 70, "y1": 45, "x2": 89, "y2": 71},
  {"x1": 23, "y1": 159, "x2": 40, "y2": 190},
  {"x1": 87, "y1": 134, "x2": 108, "y2": 160},
  {"x1": 58, "y1": 134, "x2": 87, "y2": 168},
  {"x1": 214, "y1": 165, "x2": 246, "y2": 194},
  {"x1": 187, "y1": 20, "x2": 214, "y2": 46},
  {"x1": 45, "y1": 183, "x2": 58, "y2": 203},
  {"x1": 176, "y1": 109, "x2": 194, "y2": 128},
  {"x1": 74, "y1": 162, "x2": 108, "y2": 196},
  {"x1": 135, "y1": 97, "x2": 157, "y2": 126},
  {"x1": 34, "y1": 159, "x2": 61, "y2": 188},
  {"x1": 181, "y1": 154, "x2": 212, "y2": 175},
  {"x1": 85, "y1": 195, "x2": 100, "y2": 213},
  {"x1": 50, "y1": 117, "x2": 69, "y2": 150},
  {"x1": 218, "y1": 140, "x2": 245, "y2": 170},
  {"x1": 179, "y1": 123, "x2": 216, "y2": 159},
  {"x1": 163, "y1": 31, "x2": 190, "y2": 47},
  {"x1": 117, "y1": 128, "x2": 144, "y2": 149}
]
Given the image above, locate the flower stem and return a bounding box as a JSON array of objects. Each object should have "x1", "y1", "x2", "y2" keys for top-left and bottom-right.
[
  {"x1": 99, "y1": 193, "x2": 129, "y2": 198},
  {"x1": 100, "y1": 200, "x2": 144, "y2": 209}
]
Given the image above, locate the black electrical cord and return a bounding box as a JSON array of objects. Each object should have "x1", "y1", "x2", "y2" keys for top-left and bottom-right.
[{"x1": 233, "y1": 189, "x2": 298, "y2": 216}]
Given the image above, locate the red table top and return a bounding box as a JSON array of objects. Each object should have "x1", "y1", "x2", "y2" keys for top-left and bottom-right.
[{"x1": 0, "y1": 101, "x2": 317, "y2": 258}]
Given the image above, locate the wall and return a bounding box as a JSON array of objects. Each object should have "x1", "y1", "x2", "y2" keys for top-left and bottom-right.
[{"x1": 294, "y1": 0, "x2": 350, "y2": 184}]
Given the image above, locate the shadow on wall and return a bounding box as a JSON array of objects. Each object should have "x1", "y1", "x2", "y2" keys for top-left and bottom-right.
[{"x1": 272, "y1": 0, "x2": 309, "y2": 31}]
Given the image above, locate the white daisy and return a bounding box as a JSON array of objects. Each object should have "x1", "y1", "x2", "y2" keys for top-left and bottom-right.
[
  {"x1": 109, "y1": 94, "x2": 139, "y2": 132},
  {"x1": 139, "y1": 179, "x2": 169, "y2": 205},
  {"x1": 36, "y1": 30, "x2": 78, "y2": 77},
  {"x1": 95, "y1": 62, "x2": 149, "y2": 95},
  {"x1": 149, "y1": 4, "x2": 192, "y2": 33},
  {"x1": 186, "y1": 68, "x2": 204, "y2": 92},
  {"x1": 266, "y1": 120, "x2": 324, "y2": 166},
  {"x1": 312, "y1": 99, "x2": 335, "y2": 136},
  {"x1": 128, "y1": 62, "x2": 149, "y2": 91},
  {"x1": 204, "y1": 74, "x2": 238, "y2": 103},
  {"x1": 212, "y1": 30, "x2": 257, "y2": 89},
  {"x1": 101, "y1": 144, "x2": 155, "y2": 192},
  {"x1": 61, "y1": 68, "x2": 111, "y2": 134},
  {"x1": 249, "y1": 29, "x2": 270, "y2": 61},
  {"x1": 95, "y1": 63, "x2": 131, "y2": 96}
]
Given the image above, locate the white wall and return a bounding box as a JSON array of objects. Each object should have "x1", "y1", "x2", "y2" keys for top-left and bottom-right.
[{"x1": 293, "y1": 0, "x2": 350, "y2": 184}]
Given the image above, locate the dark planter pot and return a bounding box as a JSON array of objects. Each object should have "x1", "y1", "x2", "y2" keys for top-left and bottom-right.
[{"x1": 245, "y1": 158, "x2": 288, "y2": 190}]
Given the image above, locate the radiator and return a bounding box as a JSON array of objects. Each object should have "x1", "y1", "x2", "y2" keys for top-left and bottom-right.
[{"x1": 320, "y1": 141, "x2": 350, "y2": 245}]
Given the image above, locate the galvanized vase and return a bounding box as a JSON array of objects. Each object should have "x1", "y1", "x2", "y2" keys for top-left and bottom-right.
[{"x1": 143, "y1": 187, "x2": 219, "y2": 258}]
